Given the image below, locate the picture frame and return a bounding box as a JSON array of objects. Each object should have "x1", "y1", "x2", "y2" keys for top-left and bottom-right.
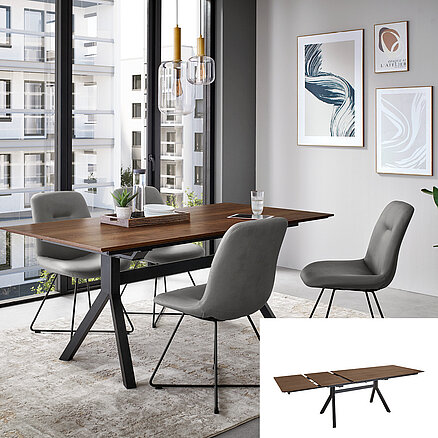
[
  {"x1": 297, "y1": 29, "x2": 364, "y2": 147},
  {"x1": 374, "y1": 21, "x2": 408, "y2": 73},
  {"x1": 375, "y1": 86, "x2": 432, "y2": 176}
]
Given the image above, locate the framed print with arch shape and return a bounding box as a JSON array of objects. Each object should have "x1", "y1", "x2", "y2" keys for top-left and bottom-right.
[
  {"x1": 374, "y1": 21, "x2": 408, "y2": 73},
  {"x1": 376, "y1": 86, "x2": 432, "y2": 176},
  {"x1": 297, "y1": 29, "x2": 364, "y2": 147}
]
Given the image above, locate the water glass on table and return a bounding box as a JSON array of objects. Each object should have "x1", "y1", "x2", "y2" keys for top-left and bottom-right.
[{"x1": 251, "y1": 191, "x2": 264, "y2": 217}]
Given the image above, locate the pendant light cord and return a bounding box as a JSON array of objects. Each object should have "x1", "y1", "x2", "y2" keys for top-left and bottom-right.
[
  {"x1": 176, "y1": 0, "x2": 179, "y2": 26},
  {"x1": 199, "y1": 0, "x2": 202, "y2": 36}
]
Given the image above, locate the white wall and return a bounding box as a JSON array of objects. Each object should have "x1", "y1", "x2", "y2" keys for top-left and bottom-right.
[{"x1": 256, "y1": 0, "x2": 438, "y2": 296}]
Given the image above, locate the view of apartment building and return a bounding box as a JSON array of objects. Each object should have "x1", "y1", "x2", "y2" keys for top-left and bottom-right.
[{"x1": 0, "y1": 0, "x2": 205, "y2": 300}]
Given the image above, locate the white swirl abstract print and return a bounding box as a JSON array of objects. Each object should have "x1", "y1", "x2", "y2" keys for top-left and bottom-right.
[{"x1": 376, "y1": 87, "x2": 432, "y2": 176}]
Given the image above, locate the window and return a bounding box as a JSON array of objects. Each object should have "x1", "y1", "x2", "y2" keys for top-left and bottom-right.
[
  {"x1": 0, "y1": 154, "x2": 11, "y2": 190},
  {"x1": 132, "y1": 103, "x2": 141, "y2": 118},
  {"x1": 194, "y1": 99, "x2": 204, "y2": 118},
  {"x1": 0, "y1": 6, "x2": 11, "y2": 47},
  {"x1": 24, "y1": 9, "x2": 45, "y2": 62},
  {"x1": 166, "y1": 163, "x2": 175, "y2": 176},
  {"x1": 24, "y1": 81, "x2": 45, "y2": 136},
  {"x1": 132, "y1": 131, "x2": 141, "y2": 146},
  {"x1": 0, "y1": 79, "x2": 11, "y2": 122},
  {"x1": 84, "y1": 13, "x2": 97, "y2": 58},
  {"x1": 132, "y1": 75, "x2": 141, "y2": 90},
  {"x1": 45, "y1": 11, "x2": 55, "y2": 61},
  {"x1": 166, "y1": 143, "x2": 175, "y2": 154},
  {"x1": 194, "y1": 166, "x2": 203, "y2": 186},
  {"x1": 24, "y1": 153, "x2": 45, "y2": 208},
  {"x1": 0, "y1": 231, "x2": 10, "y2": 271},
  {"x1": 194, "y1": 132, "x2": 203, "y2": 152}
]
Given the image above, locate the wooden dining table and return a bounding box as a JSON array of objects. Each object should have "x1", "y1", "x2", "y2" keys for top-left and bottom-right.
[{"x1": 2, "y1": 202, "x2": 332, "y2": 389}]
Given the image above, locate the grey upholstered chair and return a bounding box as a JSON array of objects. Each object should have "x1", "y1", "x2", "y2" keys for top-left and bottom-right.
[
  {"x1": 149, "y1": 217, "x2": 288, "y2": 413},
  {"x1": 30, "y1": 191, "x2": 133, "y2": 337},
  {"x1": 301, "y1": 201, "x2": 414, "y2": 318},
  {"x1": 114, "y1": 186, "x2": 204, "y2": 328}
]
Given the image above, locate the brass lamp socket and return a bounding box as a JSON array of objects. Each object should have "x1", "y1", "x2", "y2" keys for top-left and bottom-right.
[{"x1": 197, "y1": 36, "x2": 205, "y2": 57}]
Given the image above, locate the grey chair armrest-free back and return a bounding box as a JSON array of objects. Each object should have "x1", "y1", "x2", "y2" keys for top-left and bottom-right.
[
  {"x1": 149, "y1": 217, "x2": 288, "y2": 413},
  {"x1": 30, "y1": 191, "x2": 132, "y2": 337},
  {"x1": 300, "y1": 201, "x2": 414, "y2": 318},
  {"x1": 113, "y1": 185, "x2": 204, "y2": 328}
]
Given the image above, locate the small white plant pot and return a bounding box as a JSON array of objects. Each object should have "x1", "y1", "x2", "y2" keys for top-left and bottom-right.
[{"x1": 116, "y1": 206, "x2": 131, "y2": 219}]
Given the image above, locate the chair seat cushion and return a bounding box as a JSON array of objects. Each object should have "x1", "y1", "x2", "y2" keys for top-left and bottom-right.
[
  {"x1": 144, "y1": 243, "x2": 204, "y2": 264},
  {"x1": 37, "y1": 254, "x2": 131, "y2": 279},
  {"x1": 154, "y1": 284, "x2": 207, "y2": 319},
  {"x1": 300, "y1": 259, "x2": 385, "y2": 291}
]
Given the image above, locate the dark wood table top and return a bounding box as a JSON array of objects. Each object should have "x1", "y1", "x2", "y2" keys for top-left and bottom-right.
[
  {"x1": 1, "y1": 203, "x2": 332, "y2": 254},
  {"x1": 275, "y1": 365, "x2": 422, "y2": 393},
  {"x1": 274, "y1": 375, "x2": 318, "y2": 393},
  {"x1": 332, "y1": 365, "x2": 423, "y2": 383}
]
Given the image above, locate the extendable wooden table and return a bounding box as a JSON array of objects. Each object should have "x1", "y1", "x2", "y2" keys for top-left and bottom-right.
[
  {"x1": 2, "y1": 202, "x2": 332, "y2": 389},
  {"x1": 274, "y1": 365, "x2": 423, "y2": 428}
]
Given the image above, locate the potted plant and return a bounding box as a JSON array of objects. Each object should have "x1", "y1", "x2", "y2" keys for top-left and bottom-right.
[
  {"x1": 111, "y1": 188, "x2": 138, "y2": 219},
  {"x1": 421, "y1": 186, "x2": 438, "y2": 246}
]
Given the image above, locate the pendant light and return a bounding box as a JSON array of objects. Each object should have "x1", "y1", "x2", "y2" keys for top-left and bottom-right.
[
  {"x1": 187, "y1": 0, "x2": 215, "y2": 85},
  {"x1": 158, "y1": 0, "x2": 194, "y2": 116}
]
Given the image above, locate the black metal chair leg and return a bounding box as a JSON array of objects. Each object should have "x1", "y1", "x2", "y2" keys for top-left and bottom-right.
[
  {"x1": 214, "y1": 320, "x2": 219, "y2": 414},
  {"x1": 370, "y1": 381, "x2": 376, "y2": 402},
  {"x1": 371, "y1": 292, "x2": 385, "y2": 318},
  {"x1": 331, "y1": 387, "x2": 336, "y2": 428},
  {"x1": 365, "y1": 292, "x2": 375, "y2": 318},
  {"x1": 70, "y1": 280, "x2": 79, "y2": 339},
  {"x1": 150, "y1": 313, "x2": 185, "y2": 388},
  {"x1": 310, "y1": 288, "x2": 325, "y2": 318},
  {"x1": 247, "y1": 315, "x2": 260, "y2": 340},
  {"x1": 152, "y1": 277, "x2": 158, "y2": 328},
  {"x1": 188, "y1": 271, "x2": 196, "y2": 286},
  {"x1": 86, "y1": 279, "x2": 92, "y2": 309},
  {"x1": 325, "y1": 290, "x2": 336, "y2": 318},
  {"x1": 320, "y1": 392, "x2": 332, "y2": 414},
  {"x1": 30, "y1": 273, "x2": 58, "y2": 333}
]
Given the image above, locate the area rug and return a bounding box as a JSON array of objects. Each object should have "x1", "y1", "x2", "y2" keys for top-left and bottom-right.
[{"x1": 0, "y1": 293, "x2": 366, "y2": 438}]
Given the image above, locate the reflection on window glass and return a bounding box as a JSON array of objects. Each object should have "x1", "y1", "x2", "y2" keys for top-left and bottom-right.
[
  {"x1": 24, "y1": 81, "x2": 45, "y2": 136},
  {"x1": 24, "y1": 9, "x2": 45, "y2": 62},
  {"x1": 0, "y1": 6, "x2": 11, "y2": 47},
  {"x1": 24, "y1": 153, "x2": 45, "y2": 208},
  {"x1": 0, "y1": 79, "x2": 11, "y2": 121},
  {"x1": 24, "y1": 236, "x2": 40, "y2": 280},
  {"x1": 0, "y1": 154, "x2": 11, "y2": 190}
]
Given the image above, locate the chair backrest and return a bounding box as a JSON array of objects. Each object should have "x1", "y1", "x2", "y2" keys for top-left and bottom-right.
[
  {"x1": 31, "y1": 191, "x2": 91, "y2": 260},
  {"x1": 199, "y1": 217, "x2": 288, "y2": 321},
  {"x1": 364, "y1": 201, "x2": 414, "y2": 287},
  {"x1": 112, "y1": 186, "x2": 164, "y2": 208}
]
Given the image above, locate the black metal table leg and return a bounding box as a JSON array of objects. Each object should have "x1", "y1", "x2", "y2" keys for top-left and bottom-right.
[
  {"x1": 260, "y1": 303, "x2": 276, "y2": 318},
  {"x1": 59, "y1": 288, "x2": 110, "y2": 361},
  {"x1": 375, "y1": 382, "x2": 391, "y2": 412},
  {"x1": 320, "y1": 391, "x2": 332, "y2": 414},
  {"x1": 370, "y1": 381, "x2": 377, "y2": 402},
  {"x1": 331, "y1": 386, "x2": 336, "y2": 428},
  {"x1": 103, "y1": 254, "x2": 136, "y2": 389}
]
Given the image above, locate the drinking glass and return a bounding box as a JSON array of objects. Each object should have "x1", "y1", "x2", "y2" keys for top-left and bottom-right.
[{"x1": 251, "y1": 190, "x2": 264, "y2": 216}]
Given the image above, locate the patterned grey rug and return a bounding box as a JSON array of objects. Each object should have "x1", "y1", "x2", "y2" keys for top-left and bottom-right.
[{"x1": 0, "y1": 293, "x2": 366, "y2": 438}]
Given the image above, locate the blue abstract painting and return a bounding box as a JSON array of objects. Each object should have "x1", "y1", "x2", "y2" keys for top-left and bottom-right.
[
  {"x1": 297, "y1": 30, "x2": 363, "y2": 147},
  {"x1": 304, "y1": 43, "x2": 355, "y2": 137}
]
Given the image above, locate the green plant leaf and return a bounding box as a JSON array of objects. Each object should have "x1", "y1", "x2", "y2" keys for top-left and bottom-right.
[
  {"x1": 421, "y1": 188, "x2": 433, "y2": 195},
  {"x1": 432, "y1": 186, "x2": 438, "y2": 208}
]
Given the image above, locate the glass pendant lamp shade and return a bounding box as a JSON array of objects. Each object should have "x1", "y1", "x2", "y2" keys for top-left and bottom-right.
[
  {"x1": 187, "y1": 55, "x2": 215, "y2": 85},
  {"x1": 158, "y1": 60, "x2": 195, "y2": 116}
]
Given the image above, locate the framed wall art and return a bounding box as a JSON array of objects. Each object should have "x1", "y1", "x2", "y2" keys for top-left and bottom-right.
[
  {"x1": 374, "y1": 21, "x2": 408, "y2": 73},
  {"x1": 297, "y1": 29, "x2": 363, "y2": 147},
  {"x1": 376, "y1": 86, "x2": 432, "y2": 176}
]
